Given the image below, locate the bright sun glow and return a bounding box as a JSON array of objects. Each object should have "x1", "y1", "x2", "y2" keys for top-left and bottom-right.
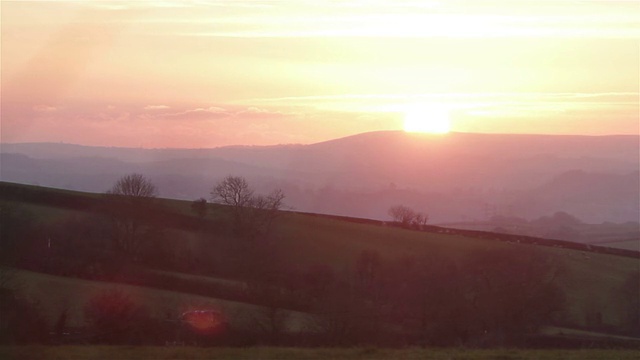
[{"x1": 403, "y1": 104, "x2": 451, "y2": 134}]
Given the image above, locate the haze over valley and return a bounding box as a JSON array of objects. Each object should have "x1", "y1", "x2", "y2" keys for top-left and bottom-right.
[{"x1": 2, "y1": 131, "x2": 638, "y2": 228}]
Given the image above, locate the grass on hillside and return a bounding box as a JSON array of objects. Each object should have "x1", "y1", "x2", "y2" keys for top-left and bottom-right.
[
  {"x1": 3, "y1": 182, "x2": 639, "y2": 332},
  {"x1": 275, "y1": 212, "x2": 639, "y2": 329},
  {"x1": 1, "y1": 346, "x2": 639, "y2": 360},
  {"x1": 601, "y1": 240, "x2": 640, "y2": 252},
  {"x1": 9, "y1": 269, "x2": 311, "y2": 332},
  {"x1": 8, "y1": 201, "x2": 91, "y2": 225}
]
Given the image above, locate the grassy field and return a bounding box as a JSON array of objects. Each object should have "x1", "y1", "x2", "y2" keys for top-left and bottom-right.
[
  {"x1": 141, "y1": 207, "x2": 639, "y2": 329},
  {"x1": 4, "y1": 201, "x2": 90, "y2": 225},
  {"x1": 10, "y1": 269, "x2": 311, "y2": 332},
  {"x1": 441, "y1": 220, "x2": 640, "y2": 249},
  {"x1": 599, "y1": 239, "x2": 640, "y2": 252},
  {"x1": 3, "y1": 182, "x2": 639, "y2": 332},
  {"x1": 1, "y1": 346, "x2": 639, "y2": 360},
  {"x1": 274, "y1": 212, "x2": 639, "y2": 328}
]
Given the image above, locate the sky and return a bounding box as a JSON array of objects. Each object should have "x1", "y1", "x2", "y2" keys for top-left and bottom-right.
[{"x1": 1, "y1": 0, "x2": 639, "y2": 148}]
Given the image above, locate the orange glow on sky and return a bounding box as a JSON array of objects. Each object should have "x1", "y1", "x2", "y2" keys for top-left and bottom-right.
[{"x1": 1, "y1": 1, "x2": 638, "y2": 148}]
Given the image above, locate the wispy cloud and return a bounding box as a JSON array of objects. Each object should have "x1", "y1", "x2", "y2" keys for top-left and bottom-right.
[
  {"x1": 244, "y1": 92, "x2": 639, "y2": 112},
  {"x1": 33, "y1": 105, "x2": 59, "y2": 112},
  {"x1": 67, "y1": 1, "x2": 640, "y2": 39},
  {"x1": 163, "y1": 1, "x2": 639, "y2": 38},
  {"x1": 143, "y1": 105, "x2": 171, "y2": 110},
  {"x1": 159, "y1": 106, "x2": 230, "y2": 120}
]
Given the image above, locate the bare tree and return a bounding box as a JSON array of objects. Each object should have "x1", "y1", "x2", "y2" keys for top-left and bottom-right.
[
  {"x1": 211, "y1": 176, "x2": 253, "y2": 209},
  {"x1": 388, "y1": 205, "x2": 414, "y2": 225},
  {"x1": 388, "y1": 205, "x2": 428, "y2": 229},
  {"x1": 210, "y1": 176, "x2": 284, "y2": 239},
  {"x1": 245, "y1": 189, "x2": 285, "y2": 239},
  {"x1": 414, "y1": 212, "x2": 428, "y2": 228},
  {"x1": 211, "y1": 176, "x2": 253, "y2": 229},
  {"x1": 107, "y1": 173, "x2": 158, "y2": 199},
  {"x1": 105, "y1": 174, "x2": 158, "y2": 257}
]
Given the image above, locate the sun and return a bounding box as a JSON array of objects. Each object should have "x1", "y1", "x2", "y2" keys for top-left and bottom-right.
[{"x1": 403, "y1": 104, "x2": 451, "y2": 134}]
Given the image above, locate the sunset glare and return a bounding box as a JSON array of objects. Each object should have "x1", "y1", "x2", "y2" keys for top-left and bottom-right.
[
  {"x1": 403, "y1": 104, "x2": 451, "y2": 134},
  {"x1": 1, "y1": 1, "x2": 638, "y2": 148}
]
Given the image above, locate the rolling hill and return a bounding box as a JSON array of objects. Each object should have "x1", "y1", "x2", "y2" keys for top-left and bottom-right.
[
  {"x1": 1, "y1": 181, "x2": 638, "y2": 347},
  {"x1": 2, "y1": 131, "x2": 638, "y2": 224}
]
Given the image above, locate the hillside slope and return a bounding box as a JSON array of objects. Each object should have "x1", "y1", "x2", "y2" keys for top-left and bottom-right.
[{"x1": 1, "y1": 182, "x2": 638, "y2": 345}]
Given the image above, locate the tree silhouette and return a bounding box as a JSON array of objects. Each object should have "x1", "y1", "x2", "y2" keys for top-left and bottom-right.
[
  {"x1": 210, "y1": 176, "x2": 284, "y2": 239},
  {"x1": 105, "y1": 174, "x2": 158, "y2": 257},
  {"x1": 108, "y1": 173, "x2": 158, "y2": 199},
  {"x1": 388, "y1": 205, "x2": 428, "y2": 229},
  {"x1": 211, "y1": 176, "x2": 253, "y2": 209}
]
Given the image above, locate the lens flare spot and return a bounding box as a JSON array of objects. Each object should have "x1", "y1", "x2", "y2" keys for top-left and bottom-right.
[{"x1": 181, "y1": 309, "x2": 226, "y2": 335}]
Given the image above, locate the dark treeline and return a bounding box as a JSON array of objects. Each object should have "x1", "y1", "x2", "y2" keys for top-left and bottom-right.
[{"x1": 1, "y1": 180, "x2": 639, "y2": 347}]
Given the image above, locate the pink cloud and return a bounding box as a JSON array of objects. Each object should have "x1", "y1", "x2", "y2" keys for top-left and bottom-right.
[
  {"x1": 1, "y1": 99, "x2": 398, "y2": 148},
  {"x1": 32, "y1": 105, "x2": 58, "y2": 112},
  {"x1": 161, "y1": 106, "x2": 230, "y2": 120},
  {"x1": 235, "y1": 106, "x2": 291, "y2": 120},
  {"x1": 143, "y1": 105, "x2": 171, "y2": 110}
]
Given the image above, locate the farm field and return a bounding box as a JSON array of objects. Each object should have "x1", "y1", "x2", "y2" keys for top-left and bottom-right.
[
  {"x1": 275, "y1": 213, "x2": 638, "y2": 328},
  {"x1": 1, "y1": 346, "x2": 639, "y2": 360},
  {"x1": 2, "y1": 181, "x2": 638, "y2": 346},
  {"x1": 598, "y1": 239, "x2": 640, "y2": 252},
  {"x1": 9, "y1": 269, "x2": 310, "y2": 332},
  {"x1": 9, "y1": 201, "x2": 638, "y2": 329}
]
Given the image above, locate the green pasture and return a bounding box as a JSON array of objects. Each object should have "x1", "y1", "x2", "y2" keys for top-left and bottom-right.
[{"x1": 1, "y1": 346, "x2": 639, "y2": 360}]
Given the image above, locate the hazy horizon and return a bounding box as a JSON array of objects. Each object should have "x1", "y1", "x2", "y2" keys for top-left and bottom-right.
[
  {"x1": 2, "y1": 130, "x2": 639, "y2": 151},
  {"x1": 3, "y1": 131, "x2": 638, "y2": 224},
  {"x1": 2, "y1": 1, "x2": 638, "y2": 148}
]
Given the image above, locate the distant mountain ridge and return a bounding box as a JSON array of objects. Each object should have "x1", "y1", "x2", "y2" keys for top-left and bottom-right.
[{"x1": 2, "y1": 131, "x2": 638, "y2": 223}]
